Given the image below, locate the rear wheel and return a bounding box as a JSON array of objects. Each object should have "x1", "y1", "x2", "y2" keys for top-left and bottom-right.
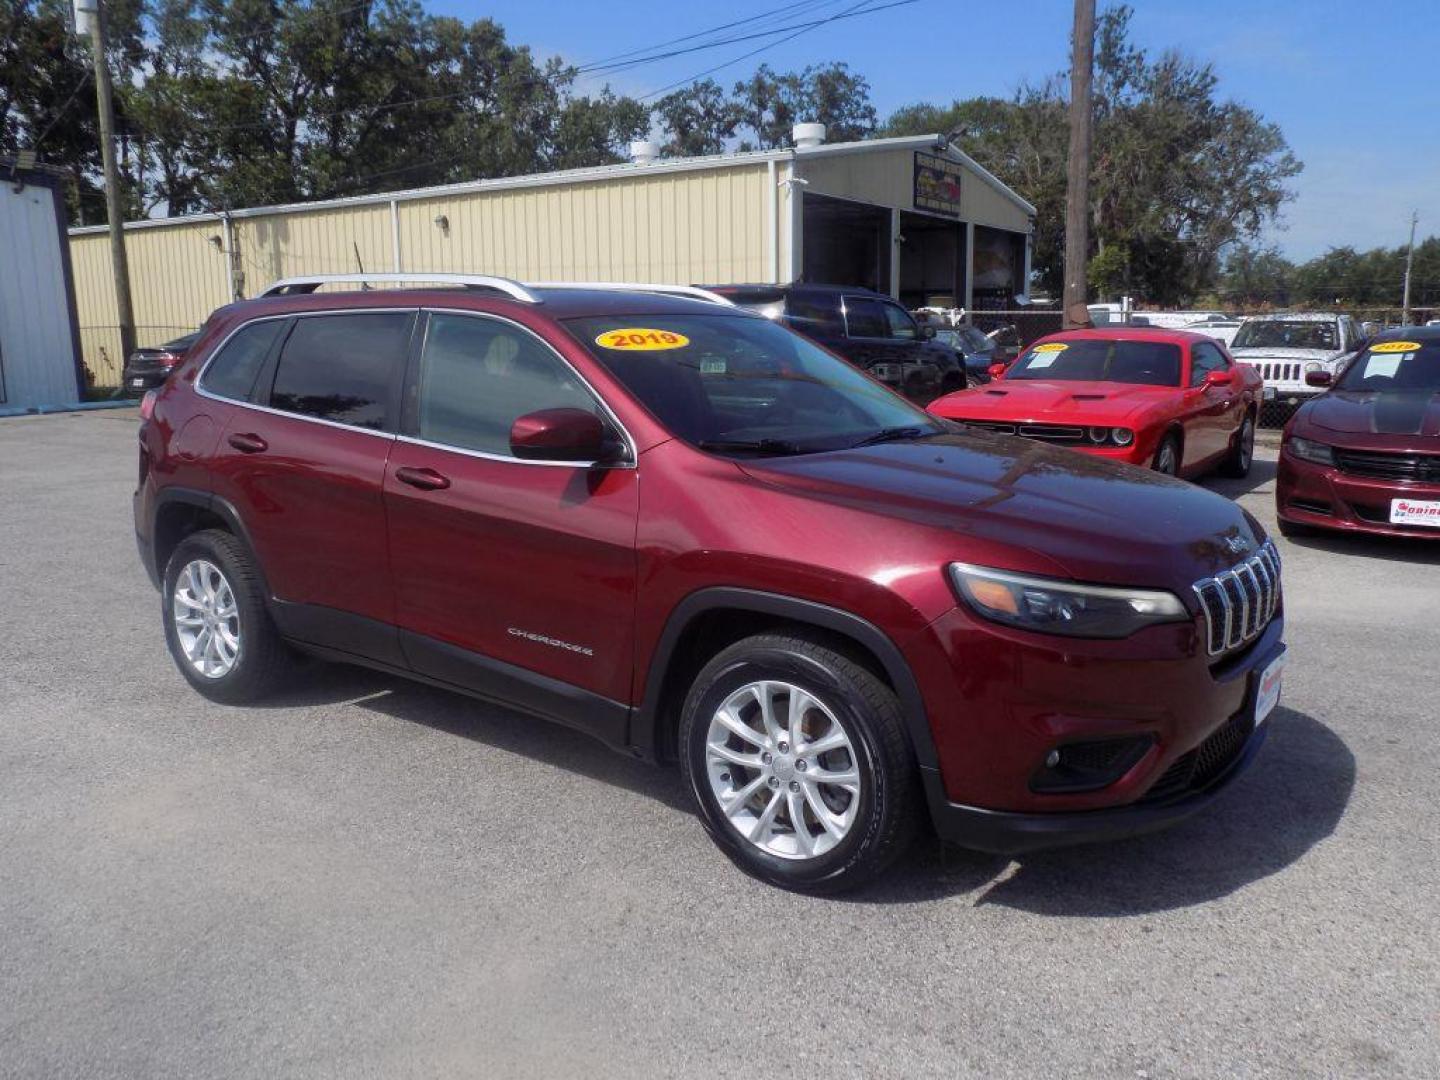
[
  {"x1": 679, "y1": 632, "x2": 921, "y2": 893},
  {"x1": 162, "y1": 529, "x2": 295, "y2": 703},
  {"x1": 1153, "y1": 433, "x2": 1181, "y2": 476},
  {"x1": 1220, "y1": 414, "x2": 1256, "y2": 478}
]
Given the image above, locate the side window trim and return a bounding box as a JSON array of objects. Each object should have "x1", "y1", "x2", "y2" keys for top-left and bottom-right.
[
  {"x1": 195, "y1": 315, "x2": 292, "y2": 404},
  {"x1": 397, "y1": 307, "x2": 636, "y2": 468},
  {"x1": 841, "y1": 295, "x2": 885, "y2": 340},
  {"x1": 262, "y1": 308, "x2": 417, "y2": 434},
  {"x1": 197, "y1": 307, "x2": 417, "y2": 441}
]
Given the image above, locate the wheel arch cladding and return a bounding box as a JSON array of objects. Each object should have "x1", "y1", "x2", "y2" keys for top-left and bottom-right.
[
  {"x1": 633, "y1": 588, "x2": 937, "y2": 770},
  {"x1": 152, "y1": 489, "x2": 269, "y2": 600}
]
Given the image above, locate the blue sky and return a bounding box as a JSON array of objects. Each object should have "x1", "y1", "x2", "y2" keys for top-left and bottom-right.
[{"x1": 428, "y1": 0, "x2": 1439, "y2": 261}]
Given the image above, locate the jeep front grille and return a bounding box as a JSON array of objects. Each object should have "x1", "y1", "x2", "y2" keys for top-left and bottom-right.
[{"x1": 1192, "y1": 540, "x2": 1281, "y2": 656}]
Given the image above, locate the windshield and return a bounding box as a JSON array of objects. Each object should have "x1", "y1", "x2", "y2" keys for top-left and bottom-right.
[
  {"x1": 1232, "y1": 320, "x2": 1337, "y2": 351},
  {"x1": 1005, "y1": 339, "x2": 1182, "y2": 386},
  {"x1": 1336, "y1": 340, "x2": 1440, "y2": 392},
  {"x1": 960, "y1": 327, "x2": 993, "y2": 352},
  {"x1": 565, "y1": 313, "x2": 940, "y2": 455}
]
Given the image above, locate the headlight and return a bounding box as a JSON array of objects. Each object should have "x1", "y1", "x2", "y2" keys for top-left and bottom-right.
[
  {"x1": 1087, "y1": 426, "x2": 1108, "y2": 444},
  {"x1": 1111, "y1": 428, "x2": 1134, "y2": 446},
  {"x1": 1304, "y1": 361, "x2": 1322, "y2": 374},
  {"x1": 1287, "y1": 435, "x2": 1334, "y2": 466},
  {"x1": 948, "y1": 563, "x2": 1189, "y2": 639}
]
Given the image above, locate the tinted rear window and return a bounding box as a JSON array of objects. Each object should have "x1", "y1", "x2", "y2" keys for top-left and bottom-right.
[
  {"x1": 199, "y1": 320, "x2": 286, "y2": 401},
  {"x1": 268, "y1": 312, "x2": 413, "y2": 430}
]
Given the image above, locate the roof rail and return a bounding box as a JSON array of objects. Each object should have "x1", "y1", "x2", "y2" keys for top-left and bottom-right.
[
  {"x1": 259, "y1": 273, "x2": 542, "y2": 303},
  {"x1": 525, "y1": 281, "x2": 735, "y2": 306}
]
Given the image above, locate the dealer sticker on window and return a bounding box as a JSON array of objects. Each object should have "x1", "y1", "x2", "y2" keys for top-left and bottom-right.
[
  {"x1": 1032, "y1": 342, "x2": 1068, "y2": 353},
  {"x1": 1370, "y1": 341, "x2": 1420, "y2": 354},
  {"x1": 594, "y1": 328, "x2": 690, "y2": 351},
  {"x1": 1391, "y1": 499, "x2": 1440, "y2": 527}
]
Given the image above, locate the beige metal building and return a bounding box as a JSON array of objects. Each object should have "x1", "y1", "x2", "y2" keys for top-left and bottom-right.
[{"x1": 69, "y1": 131, "x2": 1035, "y2": 386}]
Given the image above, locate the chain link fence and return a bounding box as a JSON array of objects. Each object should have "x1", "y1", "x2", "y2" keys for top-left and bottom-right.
[{"x1": 78, "y1": 324, "x2": 196, "y2": 397}]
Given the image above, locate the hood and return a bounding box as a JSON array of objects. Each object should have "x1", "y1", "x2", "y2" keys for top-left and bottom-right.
[
  {"x1": 1231, "y1": 346, "x2": 1341, "y2": 363},
  {"x1": 738, "y1": 431, "x2": 1263, "y2": 590},
  {"x1": 935, "y1": 380, "x2": 1174, "y2": 423},
  {"x1": 1304, "y1": 390, "x2": 1440, "y2": 437}
]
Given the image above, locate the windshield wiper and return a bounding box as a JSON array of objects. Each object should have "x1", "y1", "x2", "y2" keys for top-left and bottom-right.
[
  {"x1": 850, "y1": 425, "x2": 938, "y2": 449},
  {"x1": 696, "y1": 437, "x2": 806, "y2": 456}
]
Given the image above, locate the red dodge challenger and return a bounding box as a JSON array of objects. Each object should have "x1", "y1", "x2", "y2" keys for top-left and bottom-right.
[{"x1": 928, "y1": 328, "x2": 1263, "y2": 478}]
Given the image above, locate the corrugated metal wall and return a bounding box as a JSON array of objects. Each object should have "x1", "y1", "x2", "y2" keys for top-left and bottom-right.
[
  {"x1": 69, "y1": 163, "x2": 776, "y2": 386},
  {"x1": 1, "y1": 179, "x2": 81, "y2": 407},
  {"x1": 71, "y1": 216, "x2": 229, "y2": 387}
]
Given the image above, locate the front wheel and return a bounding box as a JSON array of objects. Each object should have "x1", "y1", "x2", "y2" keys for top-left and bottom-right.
[
  {"x1": 679, "y1": 632, "x2": 921, "y2": 893},
  {"x1": 1220, "y1": 414, "x2": 1256, "y2": 478},
  {"x1": 1153, "y1": 433, "x2": 1181, "y2": 476}
]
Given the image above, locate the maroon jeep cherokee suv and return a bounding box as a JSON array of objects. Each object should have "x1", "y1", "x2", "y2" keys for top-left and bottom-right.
[{"x1": 135, "y1": 273, "x2": 1287, "y2": 893}]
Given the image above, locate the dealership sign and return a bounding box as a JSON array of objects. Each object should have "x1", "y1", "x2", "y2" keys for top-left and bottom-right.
[{"x1": 914, "y1": 153, "x2": 963, "y2": 217}]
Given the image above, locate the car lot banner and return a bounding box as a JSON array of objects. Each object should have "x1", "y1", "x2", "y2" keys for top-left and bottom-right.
[{"x1": 914, "y1": 153, "x2": 963, "y2": 217}]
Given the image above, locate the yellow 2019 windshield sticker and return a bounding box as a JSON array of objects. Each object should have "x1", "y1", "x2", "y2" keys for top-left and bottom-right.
[
  {"x1": 1032, "y1": 342, "x2": 1068, "y2": 353},
  {"x1": 1371, "y1": 341, "x2": 1420, "y2": 353},
  {"x1": 595, "y1": 328, "x2": 691, "y2": 351}
]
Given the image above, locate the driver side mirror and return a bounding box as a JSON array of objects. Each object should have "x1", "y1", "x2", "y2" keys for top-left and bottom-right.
[
  {"x1": 987, "y1": 363, "x2": 1007, "y2": 379},
  {"x1": 1305, "y1": 370, "x2": 1333, "y2": 388},
  {"x1": 510, "y1": 408, "x2": 622, "y2": 463}
]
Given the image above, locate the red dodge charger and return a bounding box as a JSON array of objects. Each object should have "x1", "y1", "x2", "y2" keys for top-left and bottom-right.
[{"x1": 928, "y1": 328, "x2": 1263, "y2": 479}]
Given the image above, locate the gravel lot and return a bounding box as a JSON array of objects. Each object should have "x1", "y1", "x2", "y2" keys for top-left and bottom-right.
[{"x1": 2, "y1": 410, "x2": 1437, "y2": 1079}]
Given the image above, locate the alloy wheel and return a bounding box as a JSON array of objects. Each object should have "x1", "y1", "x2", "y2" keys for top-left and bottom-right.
[
  {"x1": 1157, "y1": 441, "x2": 1178, "y2": 475},
  {"x1": 704, "y1": 680, "x2": 861, "y2": 860},
  {"x1": 172, "y1": 559, "x2": 240, "y2": 678}
]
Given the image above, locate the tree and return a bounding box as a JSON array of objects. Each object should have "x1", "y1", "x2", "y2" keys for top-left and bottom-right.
[
  {"x1": 651, "y1": 79, "x2": 739, "y2": 157},
  {"x1": 881, "y1": 4, "x2": 1301, "y2": 304},
  {"x1": 730, "y1": 62, "x2": 876, "y2": 150}
]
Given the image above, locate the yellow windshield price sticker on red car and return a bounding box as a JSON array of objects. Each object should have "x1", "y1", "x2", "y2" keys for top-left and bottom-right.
[
  {"x1": 594, "y1": 328, "x2": 691, "y2": 351},
  {"x1": 1032, "y1": 342, "x2": 1068, "y2": 353},
  {"x1": 1371, "y1": 341, "x2": 1420, "y2": 353}
]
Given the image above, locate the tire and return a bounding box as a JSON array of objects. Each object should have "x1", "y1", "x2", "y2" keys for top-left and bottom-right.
[
  {"x1": 1220, "y1": 413, "x2": 1256, "y2": 478},
  {"x1": 1153, "y1": 433, "x2": 1181, "y2": 476},
  {"x1": 162, "y1": 528, "x2": 295, "y2": 704},
  {"x1": 678, "y1": 631, "x2": 922, "y2": 894}
]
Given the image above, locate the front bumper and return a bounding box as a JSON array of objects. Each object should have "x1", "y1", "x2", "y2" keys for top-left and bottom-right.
[
  {"x1": 1277, "y1": 448, "x2": 1440, "y2": 539},
  {"x1": 910, "y1": 604, "x2": 1285, "y2": 854},
  {"x1": 922, "y1": 721, "x2": 1269, "y2": 854}
]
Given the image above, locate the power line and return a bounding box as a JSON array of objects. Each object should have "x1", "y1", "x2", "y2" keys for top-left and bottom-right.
[
  {"x1": 580, "y1": 0, "x2": 844, "y2": 70},
  {"x1": 30, "y1": 71, "x2": 93, "y2": 149},
  {"x1": 638, "y1": 0, "x2": 914, "y2": 100},
  {"x1": 125, "y1": 0, "x2": 907, "y2": 139}
]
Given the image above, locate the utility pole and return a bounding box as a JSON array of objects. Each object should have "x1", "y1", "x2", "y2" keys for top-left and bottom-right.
[
  {"x1": 1063, "y1": 0, "x2": 1096, "y2": 329},
  {"x1": 1401, "y1": 210, "x2": 1418, "y2": 326},
  {"x1": 79, "y1": 0, "x2": 137, "y2": 362}
]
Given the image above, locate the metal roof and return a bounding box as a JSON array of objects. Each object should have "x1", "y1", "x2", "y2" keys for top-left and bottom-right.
[{"x1": 68, "y1": 134, "x2": 1036, "y2": 237}]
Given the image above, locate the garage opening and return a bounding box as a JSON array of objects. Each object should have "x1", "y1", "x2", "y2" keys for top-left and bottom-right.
[
  {"x1": 801, "y1": 193, "x2": 890, "y2": 293},
  {"x1": 898, "y1": 211, "x2": 962, "y2": 309}
]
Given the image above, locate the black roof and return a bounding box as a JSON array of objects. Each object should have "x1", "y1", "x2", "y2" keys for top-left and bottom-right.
[
  {"x1": 705, "y1": 282, "x2": 891, "y2": 301},
  {"x1": 1372, "y1": 324, "x2": 1440, "y2": 342}
]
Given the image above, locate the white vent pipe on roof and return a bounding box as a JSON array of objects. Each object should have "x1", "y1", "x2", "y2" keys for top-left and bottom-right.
[
  {"x1": 792, "y1": 123, "x2": 826, "y2": 149},
  {"x1": 630, "y1": 140, "x2": 660, "y2": 165}
]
